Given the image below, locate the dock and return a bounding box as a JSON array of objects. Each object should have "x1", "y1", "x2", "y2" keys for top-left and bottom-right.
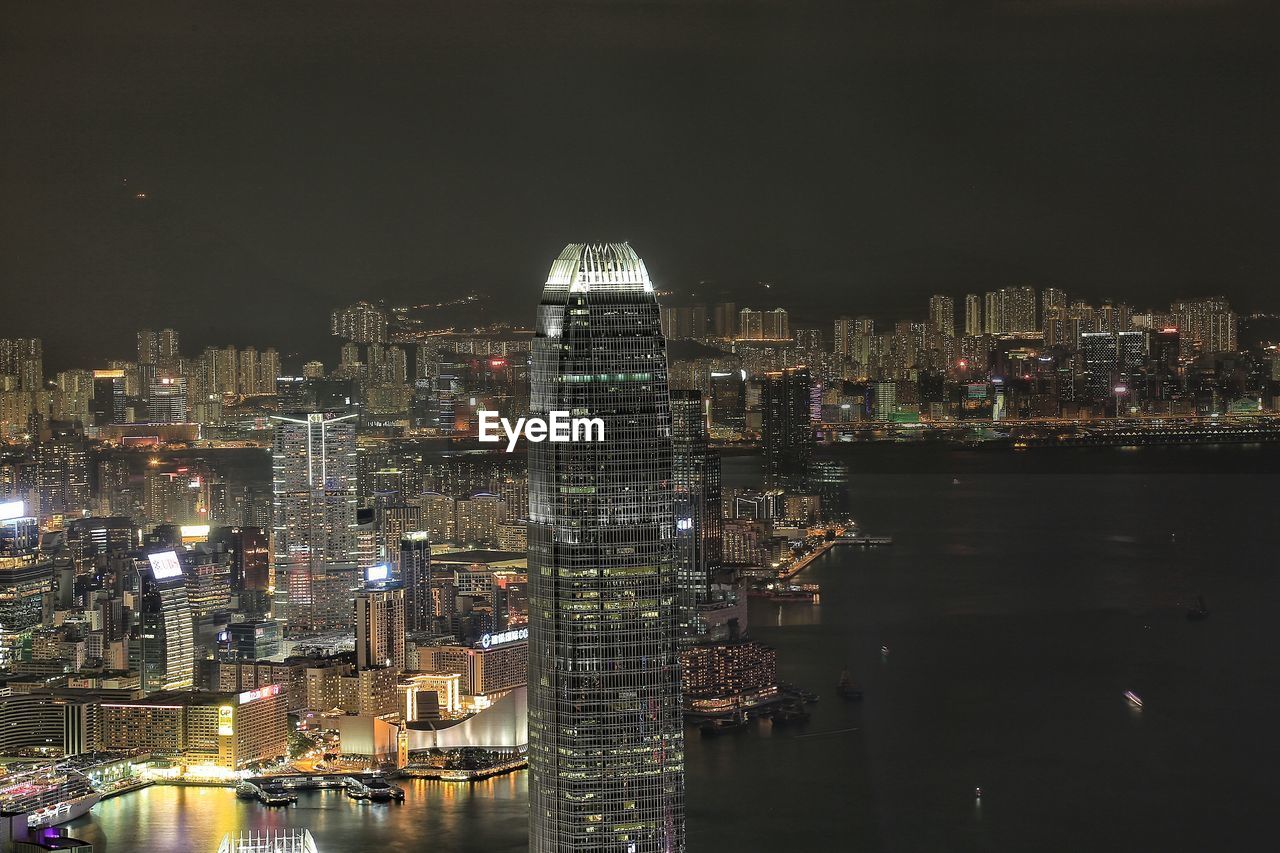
[{"x1": 834, "y1": 535, "x2": 893, "y2": 546}]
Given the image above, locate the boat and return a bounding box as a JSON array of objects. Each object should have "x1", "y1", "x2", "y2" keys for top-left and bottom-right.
[
  {"x1": 256, "y1": 783, "x2": 296, "y2": 806},
  {"x1": 0, "y1": 765, "x2": 102, "y2": 829},
  {"x1": 769, "y1": 702, "x2": 810, "y2": 726},
  {"x1": 1186, "y1": 595, "x2": 1210, "y2": 621},
  {"x1": 836, "y1": 670, "x2": 863, "y2": 701},
  {"x1": 699, "y1": 711, "x2": 748, "y2": 736},
  {"x1": 363, "y1": 777, "x2": 404, "y2": 802},
  {"x1": 1124, "y1": 690, "x2": 1143, "y2": 709}
]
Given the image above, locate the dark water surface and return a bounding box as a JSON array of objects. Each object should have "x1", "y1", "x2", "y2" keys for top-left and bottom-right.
[{"x1": 70, "y1": 445, "x2": 1280, "y2": 852}]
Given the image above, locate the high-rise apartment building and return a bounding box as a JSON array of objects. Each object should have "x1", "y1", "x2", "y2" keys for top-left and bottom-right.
[
  {"x1": 331, "y1": 301, "x2": 389, "y2": 344},
  {"x1": 928, "y1": 295, "x2": 955, "y2": 336},
  {"x1": 964, "y1": 294, "x2": 982, "y2": 337},
  {"x1": 1172, "y1": 297, "x2": 1237, "y2": 354},
  {"x1": 34, "y1": 438, "x2": 89, "y2": 517},
  {"x1": 984, "y1": 287, "x2": 1037, "y2": 334},
  {"x1": 527, "y1": 243, "x2": 685, "y2": 853},
  {"x1": 0, "y1": 339, "x2": 44, "y2": 392}
]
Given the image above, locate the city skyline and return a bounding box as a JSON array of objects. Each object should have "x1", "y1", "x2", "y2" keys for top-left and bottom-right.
[
  {"x1": 2, "y1": 3, "x2": 1278, "y2": 851},
  {"x1": 5, "y1": 3, "x2": 1279, "y2": 368}
]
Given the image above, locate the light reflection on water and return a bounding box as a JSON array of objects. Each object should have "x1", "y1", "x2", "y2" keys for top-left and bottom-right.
[{"x1": 71, "y1": 777, "x2": 531, "y2": 853}]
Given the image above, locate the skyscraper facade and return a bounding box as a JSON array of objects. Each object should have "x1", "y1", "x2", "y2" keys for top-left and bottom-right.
[
  {"x1": 355, "y1": 583, "x2": 406, "y2": 672},
  {"x1": 964, "y1": 294, "x2": 982, "y2": 337},
  {"x1": 762, "y1": 366, "x2": 814, "y2": 490},
  {"x1": 670, "y1": 390, "x2": 723, "y2": 642},
  {"x1": 928, "y1": 294, "x2": 955, "y2": 335},
  {"x1": 271, "y1": 412, "x2": 359, "y2": 633},
  {"x1": 527, "y1": 243, "x2": 685, "y2": 853},
  {"x1": 399, "y1": 532, "x2": 433, "y2": 632}
]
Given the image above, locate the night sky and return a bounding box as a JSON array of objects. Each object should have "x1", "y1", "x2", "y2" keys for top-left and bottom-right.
[{"x1": 3, "y1": 1, "x2": 1276, "y2": 371}]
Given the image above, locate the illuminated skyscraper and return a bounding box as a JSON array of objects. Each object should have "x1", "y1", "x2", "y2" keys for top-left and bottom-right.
[
  {"x1": 399, "y1": 532, "x2": 432, "y2": 632},
  {"x1": 147, "y1": 376, "x2": 187, "y2": 423},
  {"x1": 983, "y1": 287, "x2": 1037, "y2": 334},
  {"x1": 355, "y1": 581, "x2": 406, "y2": 672},
  {"x1": 90, "y1": 370, "x2": 127, "y2": 426},
  {"x1": 928, "y1": 294, "x2": 955, "y2": 335},
  {"x1": 1080, "y1": 331, "x2": 1148, "y2": 402},
  {"x1": 762, "y1": 366, "x2": 814, "y2": 490},
  {"x1": 671, "y1": 390, "x2": 722, "y2": 642},
  {"x1": 271, "y1": 412, "x2": 358, "y2": 632},
  {"x1": 331, "y1": 301, "x2": 389, "y2": 344},
  {"x1": 34, "y1": 438, "x2": 89, "y2": 517},
  {"x1": 0, "y1": 339, "x2": 43, "y2": 392},
  {"x1": 133, "y1": 551, "x2": 195, "y2": 692},
  {"x1": 1172, "y1": 297, "x2": 1236, "y2": 354},
  {"x1": 964, "y1": 294, "x2": 982, "y2": 336},
  {"x1": 528, "y1": 243, "x2": 685, "y2": 852}
]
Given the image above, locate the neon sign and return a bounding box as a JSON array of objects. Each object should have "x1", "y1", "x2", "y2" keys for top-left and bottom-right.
[{"x1": 479, "y1": 627, "x2": 528, "y2": 649}]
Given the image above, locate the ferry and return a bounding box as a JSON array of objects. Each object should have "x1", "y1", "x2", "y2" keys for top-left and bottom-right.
[
  {"x1": 363, "y1": 777, "x2": 405, "y2": 802},
  {"x1": 0, "y1": 765, "x2": 101, "y2": 829}
]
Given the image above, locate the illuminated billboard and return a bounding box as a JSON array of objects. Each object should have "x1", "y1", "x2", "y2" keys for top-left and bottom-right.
[
  {"x1": 0, "y1": 500, "x2": 25, "y2": 521},
  {"x1": 366, "y1": 564, "x2": 390, "y2": 583},
  {"x1": 147, "y1": 550, "x2": 183, "y2": 580},
  {"x1": 218, "y1": 705, "x2": 234, "y2": 736},
  {"x1": 238, "y1": 683, "x2": 282, "y2": 705},
  {"x1": 179, "y1": 524, "x2": 210, "y2": 541}
]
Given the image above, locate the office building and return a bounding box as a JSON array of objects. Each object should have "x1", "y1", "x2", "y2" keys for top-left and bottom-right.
[
  {"x1": 355, "y1": 583, "x2": 406, "y2": 672},
  {"x1": 90, "y1": 370, "x2": 127, "y2": 426},
  {"x1": 762, "y1": 367, "x2": 813, "y2": 490},
  {"x1": 417, "y1": 634, "x2": 528, "y2": 700},
  {"x1": 1080, "y1": 331, "x2": 1149, "y2": 403},
  {"x1": 271, "y1": 412, "x2": 358, "y2": 633},
  {"x1": 132, "y1": 551, "x2": 195, "y2": 692},
  {"x1": 100, "y1": 686, "x2": 287, "y2": 769},
  {"x1": 147, "y1": 376, "x2": 187, "y2": 424},
  {"x1": 399, "y1": 532, "x2": 432, "y2": 632},
  {"x1": 670, "y1": 390, "x2": 722, "y2": 641},
  {"x1": 527, "y1": 243, "x2": 685, "y2": 852}
]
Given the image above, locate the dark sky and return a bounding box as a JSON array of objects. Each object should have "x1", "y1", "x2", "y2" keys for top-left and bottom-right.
[{"x1": 3, "y1": 1, "x2": 1277, "y2": 371}]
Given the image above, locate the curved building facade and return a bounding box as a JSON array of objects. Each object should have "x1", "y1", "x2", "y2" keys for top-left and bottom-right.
[{"x1": 528, "y1": 244, "x2": 686, "y2": 852}]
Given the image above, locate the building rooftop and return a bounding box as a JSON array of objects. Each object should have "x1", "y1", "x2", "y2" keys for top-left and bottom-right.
[{"x1": 431, "y1": 549, "x2": 527, "y2": 567}]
